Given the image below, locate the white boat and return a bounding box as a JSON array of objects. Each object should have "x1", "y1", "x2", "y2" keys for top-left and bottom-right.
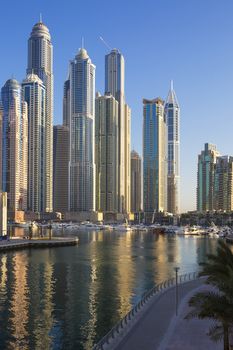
[
  {"x1": 113, "y1": 224, "x2": 132, "y2": 232},
  {"x1": 206, "y1": 223, "x2": 220, "y2": 237},
  {"x1": 79, "y1": 222, "x2": 101, "y2": 230},
  {"x1": 132, "y1": 224, "x2": 149, "y2": 232},
  {"x1": 217, "y1": 226, "x2": 232, "y2": 238},
  {"x1": 178, "y1": 226, "x2": 203, "y2": 235}
]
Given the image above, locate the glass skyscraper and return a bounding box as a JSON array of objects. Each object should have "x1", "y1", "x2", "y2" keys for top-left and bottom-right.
[
  {"x1": 22, "y1": 74, "x2": 46, "y2": 212},
  {"x1": 68, "y1": 48, "x2": 96, "y2": 211},
  {"x1": 95, "y1": 92, "x2": 119, "y2": 212},
  {"x1": 214, "y1": 156, "x2": 233, "y2": 212},
  {"x1": 197, "y1": 143, "x2": 220, "y2": 212},
  {"x1": 27, "y1": 20, "x2": 53, "y2": 212},
  {"x1": 53, "y1": 125, "x2": 69, "y2": 213},
  {"x1": 143, "y1": 98, "x2": 167, "y2": 216},
  {"x1": 0, "y1": 79, "x2": 28, "y2": 211},
  {"x1": 131, "y1": 150, "x2": 142, "y2": 213},
  {"x1": 165, "y1": 82, "x2": 180, "y2": 214},
  {"x1": 105, "y1": 49, "x2": 131, "y2": 213},
  {"x1": 63, "y1": 79, "x2": 70, "y2": 128}
]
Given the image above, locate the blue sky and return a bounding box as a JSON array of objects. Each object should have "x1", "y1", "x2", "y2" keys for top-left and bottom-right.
[{"x1": 1, "y1": 0, "x2": 233, "y2": 212}]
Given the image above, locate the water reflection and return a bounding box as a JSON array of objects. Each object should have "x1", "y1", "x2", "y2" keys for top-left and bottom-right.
[{"x1": 0, "y1": 229, "x2": 218, "y2": 349}]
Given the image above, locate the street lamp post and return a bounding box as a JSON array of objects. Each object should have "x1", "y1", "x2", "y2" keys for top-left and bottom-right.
[{"x1": 174, "y1": 266, "x2": 180, "y2": 316}]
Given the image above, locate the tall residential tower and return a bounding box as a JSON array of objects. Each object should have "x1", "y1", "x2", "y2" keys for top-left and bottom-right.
[
  {"x1": 131, "y1": 150, "x2": 141, "y2": 213},
  {"x1": 143, "y1": 98, "x2": 167, "y2": 217},
  {"x1": 22, "y1": 74, "x2": 46, "y2": 212},
  {"x1": 0, "y1": 79, "x2": 28, "y2": 211},
  {"x1": 27, "y1": 19, "x2": 53, "y2": 212},
  {"x1": 68, "y1": 48, "x2": 96, "y2": 211},
  {"x1": 214, "y1": 156, "x2": 233, "y2": 212},
  {"x1": 95, "y1": 92, "x2": 119, "y2": 212},
  {"x1": 105, "y1": 49, "x2": 130, "y2": 213},
  {"x1": 53, "y1": 125, "x2": 69, "y2": 213},
  {"x1": 197, "y1": 143, "x2": 220, "y2": 212},
  {"x1": 165, "y1": 82, "x2": 180, "y2": 214}
]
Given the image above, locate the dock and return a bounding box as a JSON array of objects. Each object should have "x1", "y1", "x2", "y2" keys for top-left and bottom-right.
[{"x1": 0, "y1": 237, "x2": 78, "y2": 252}]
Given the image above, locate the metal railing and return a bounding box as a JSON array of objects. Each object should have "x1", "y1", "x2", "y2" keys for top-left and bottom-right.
[{"x1": 93, "y1": 271, "x2": 199, "y2": 350}]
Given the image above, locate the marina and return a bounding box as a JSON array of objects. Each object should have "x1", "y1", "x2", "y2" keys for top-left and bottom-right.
[
  {"x1": 0, "y1": 228, "x2": 221, "y2": 349},
  {"x1": 10, "y1": 221, "x2": 233, "y2": 240}
]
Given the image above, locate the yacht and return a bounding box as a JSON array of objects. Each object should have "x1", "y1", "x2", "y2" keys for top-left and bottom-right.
[
  {"x1": 178, "y1": 225, "x2": 203, "y2": 235},
  {"x1": 113, "y1": 224, "x2": 132, "y2": 232}
]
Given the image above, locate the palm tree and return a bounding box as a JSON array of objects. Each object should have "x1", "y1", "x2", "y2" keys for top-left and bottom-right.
[
  {"x1": 199, "y1": 240, "x2": 233, "y2": 297},
  {"x1": 185, "y1": 289, "x2": 233, "y2": 350},
  {"x1": 185, "y1": 240, "x2": 233, "y2": 350}
]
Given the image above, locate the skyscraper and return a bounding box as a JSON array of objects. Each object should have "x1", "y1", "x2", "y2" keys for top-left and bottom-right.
[
  {"x1": 105, "y1": 49, "x2": 131, "y2": 213},
  {"x1": 68, "y1": 48, "x2": 95, "y2": 211},
  {"x1": 0, "y1": 79, "x2": 28, "y2": 211},
  {"x1": 197, "y1": 143, "x2": 220, "y2": 212},
  {"x1": 22, "y1": 74, "x2": 46, "y2": 212},
  {"x1": 143, "y1": 98, "x2": 167, "y2": 215},
  {"x1": 27, "y1": 19, "x2": 53, "y2": 212},
  {"x1": 214, "y1": 156, "x2": 233, "y2": 212},
  {"x1": 95, "y1": 92, "x2": 119, "y2": 212},
  {"x1": 165, "y1": 82, "x2": 180, "y2": 214},
  {"x1": 131, "y1": 150, "x2": 141, "y2": 213},
  {"x1": 124, "y1": 104, "x2": 131, "y2": 213},
  {"x1": 53, "y1": 125, "x2": 69, "y2": 213},
  {"x1": 63, "y1": 79, "x2": 70, "y2": 128}
]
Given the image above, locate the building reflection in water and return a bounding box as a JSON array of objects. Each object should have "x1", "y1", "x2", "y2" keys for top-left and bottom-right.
[
  {"x1": 115, "y1": 231, "x2": 135, "y2": 317},
  {"x1": 25, "y1": 250, "x2": 55, "y2": 349},
  {"x1": 8, "y1": 252, "x2": 29, "y2": 349},
  {"x1": 0, "y1": 230, "x2": 219, "y2": 350}
]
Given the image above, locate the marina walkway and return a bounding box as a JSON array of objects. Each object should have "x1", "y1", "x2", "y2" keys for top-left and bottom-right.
[
  {"x1": 0, "y1": 237, "x2": 78, "y2": 251},
  {"x1": 104, "y1": 278, "x2": 221, "y2": 350}
]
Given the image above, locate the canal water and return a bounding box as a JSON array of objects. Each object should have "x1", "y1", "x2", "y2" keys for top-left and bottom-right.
[{"x1": 0, "y1": 229, "x2": 218, "y2": 349}]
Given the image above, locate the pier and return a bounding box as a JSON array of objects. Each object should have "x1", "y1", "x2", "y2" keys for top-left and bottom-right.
[{"x1": 0, "y1": 237, "x2": 78, "y2": 252}]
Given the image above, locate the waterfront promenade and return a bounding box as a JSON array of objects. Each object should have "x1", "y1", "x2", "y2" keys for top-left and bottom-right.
[
  {"x1": 95, "y1": 277, "x2": 221, "y2": 350},
  {"x1": 0, "y1": 237, "x2": 78, "y2": 251}
]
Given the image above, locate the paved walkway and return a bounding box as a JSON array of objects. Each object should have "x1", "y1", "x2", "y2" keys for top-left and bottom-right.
[
  {"x1": 0, "y1": 237, "x2": 78, "y2": 251},
  {"x1": 158, "y1": 284, "x2": 220, "y2": 350},
  {"x1": 115, "y1": 279, "x2": 221, "y2": 350}
]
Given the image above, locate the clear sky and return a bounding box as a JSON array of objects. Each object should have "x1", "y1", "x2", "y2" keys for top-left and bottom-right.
[{"x1": 1, "y1": 0, "x2": 233, "y2": 212}]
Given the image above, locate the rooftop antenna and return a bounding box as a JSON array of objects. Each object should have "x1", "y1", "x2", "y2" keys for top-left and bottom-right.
[
  {"x1": 81, "y1": 37, "x2": 84, "y2": 49},
  {"x1": 39, "y1": 13, "x2": 43, "y2": 23},
  {"x1": 99, "y1": 36, "x2": 112, "y2": 51},
  {"x1": 170, "y1": 79, "x2": 174, "y2": 90}
]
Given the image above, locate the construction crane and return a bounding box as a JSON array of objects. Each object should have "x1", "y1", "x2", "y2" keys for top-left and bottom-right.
[{"x1": 99, "y1": 36, "x2": 112, "y2": 51}]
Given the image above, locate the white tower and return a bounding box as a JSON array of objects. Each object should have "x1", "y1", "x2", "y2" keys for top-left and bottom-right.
[
  {"x1": 27, "y1": 19, "x2": 53, "y2": 212},
  {"x1": 165, "y1": 81, "x2": 180, "y2": 214},
  {"x1": 68, "y1": 48, "x2": 96, "y2": 211}
]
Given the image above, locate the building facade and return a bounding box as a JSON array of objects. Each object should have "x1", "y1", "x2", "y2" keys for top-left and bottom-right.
[
  {"x1": 68, "y1": 48, "x2": 95, "y2": 211},
  {"x1": 197, "y1": 143, "x2": 220, "y2": 212},
  {"x1": 22, "y1": 74, "x2": 46, "y2": 212},
  {"x1": 143, "y1": 98, "x2": 167, "y2": 215},
  {"x1": 63, "y1": 79, "x2": 70, "y2": 127},
  {"x1": 105, "y1": 49, "x2": 131, "y2": 213},
  {"x1": 53, "y1": 125, "x2": 69, "y2": 213},
  {"x1": 214, "y1": 156, "x2": 233, "y2": 212},
  {"x1": 0, "y1": 79, "x2": 28, "y2": 211},
  {"x1": 124, "y1": 104, "x2": 131, "y2": 213},
  {"x1": 95, "y1": 92, "x2": 118, "y2": 212},
  {"x1": 165, "y1": 82, "x2": 180, "y2": 214},
  {"x1": 131, "y1": 150, "x2": 141, "y2": 213},
  {"x1": 27, "y1": 20, "x2": 53, "y2": 212}
]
